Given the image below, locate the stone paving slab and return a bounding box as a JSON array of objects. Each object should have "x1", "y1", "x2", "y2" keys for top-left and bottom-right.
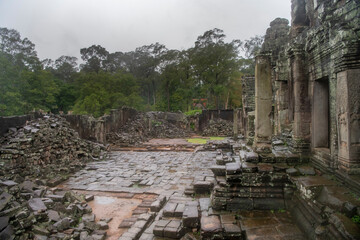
[{"x1": 65, "y1": 151, "x2": 216, "y2": 197}]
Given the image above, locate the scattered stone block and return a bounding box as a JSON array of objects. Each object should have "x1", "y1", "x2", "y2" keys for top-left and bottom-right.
[
  {"x1": 296, "y1": 165, "x2": 316, "y2": 175},
  {"x1": 47, "y1": 210, "x2": 60, "y2": 222},
  {"x1": 0, "y1": 216, "x2": 9, "y2": 232},
  {"x1": 53, "y1": 217, "x2": 70, "y2": 231},
  {"x1": 83, "y1": 213, "x2": 96, "y2": 222},
  {"x1": 201, "y1": 215, "x2": 222, "y2": 235},
  {"x1": 199, "y1": 198, "x2": 211, "y2": 212},
  {"x1": 0, "y1": 225, "x2": 14, "y2": 240},
  {"x1": 210, "y1": 165, "x2": 226, "y2": 176},
  {"x1": 286, "y1": 167, "x2": 299, "y2": 176},
  {"x1": 97, "y1": 221, "x2": 109, "y2": 230},
  {"x1": 182, "y1": 203, "x2": 199, "y2": 228},
  {"x1": 153, "y1": 219, "x2": 171, "y2": 237},
  {"x1": 85, "y1": 195, "x2": 94, "y2": 202},
  {"x1": 28, "y1": 198, "x2": 47, "y2": 212},
  {"x1": 163, "y1": 220, "x2": 184, "y2": 239},
  {"x1": 163, "y1": 202, "x2": 177, "y2": 217},
  {"x1": 32, "y1": 225, "x2": 50, "y2": 236},
  {"x1": 174, "y1": 203, "x2": 185, "y2": 217},
  {"x1": 245, "y1": 152, "x2": 259, "y2": 163}
]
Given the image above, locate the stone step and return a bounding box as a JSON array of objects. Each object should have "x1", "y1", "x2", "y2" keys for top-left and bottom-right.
[{"x1": 153, "y1": 219, "x2": 186, "y2": 239}]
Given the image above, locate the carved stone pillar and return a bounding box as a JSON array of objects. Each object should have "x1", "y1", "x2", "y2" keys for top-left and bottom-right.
[
  {"x1": 289, "y1": 47, "x2": 311, "y2": 153},
  {"x1": 336, "y1": 69, "x2": 360, "y2": 174},
  {"x1": 254, "y1": 53, "x2": 272, "y2": 152}
]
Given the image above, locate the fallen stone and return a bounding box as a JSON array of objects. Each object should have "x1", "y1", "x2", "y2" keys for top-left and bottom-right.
[
  {"x1": 0, "y1": 180, "x2": 18, "y2": 187},
  {"x1": 296, "y1": 165, "x2": 316, "y2": 175},
  {"x1": 28, "y1": 198, "x2": 47, "y2": 212},
  {"x1": 199, "y1": 198, "x2": 211, "y2": 212},
  {"x1": 32, "y1": 225, "x2": 50, "y2": 236},
  {"x1": 174, "y1": 203, "x2": 185, "y2": 217},
  {"x1": 0, "y1": 216, "x2": 9, "y2": 232},
  {"x1": 153, "y1": 219, "x2": 171, "y2": 237},
  {"x1": 201, "y1": 215, "x2": 222, "y2": 234},
  {"x1": 163, "y1": 220, "x2": 184, "y2": 239},
  {"x1": 286, "y1": 168, "x2": 299, "y2": 176},
  {"x1": 163, "y1": 202, "x2": 177, "y2": 217},
  {"x1": 20, "y1": 181, "x2": 37, "y2": 192},
  {"x1": 82, "y1": 213, "x2": 96, "y2": 222},
  {"x1": 85, "y1": 195, "x2": 94, "y2": 202},
  {"x1": 244, "y1": 152, "x2": 259, "y2": 163},
  {"x1": 53, "y1": 217, "x2": 70, "y2": 231},
  {"x1": 97, "y1": 221, "x2": 109, "y2": 230},
  {"x1": 0, "y1": 225, "x2": 14, "y2": 240},
  {"x1": 33, "y1": 234, "x2": 48, "y2": 240},
  {"x1": 183, "y1": 203, "x2": 199, "y2": 228},
  {"x1": 0, "y1": 192, "x2": 13, "y2": 210}
]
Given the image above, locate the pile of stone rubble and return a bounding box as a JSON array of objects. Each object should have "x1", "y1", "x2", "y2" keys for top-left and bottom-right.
[
  {"x1": 0, "y1": 180, "x2": 107, "y2": 239},
  {"x1": 0, "y1": 115, "x2": 108, "y2": 239},
  {"x1": 202, "y1": 119, "x2": 233, "y2": 137},
  {"x1": 107, "y1": 112, "x2": 192, "y2": 146},
  {"x1": 0, "y1": 115, "x2": 107, "y2": 185}
]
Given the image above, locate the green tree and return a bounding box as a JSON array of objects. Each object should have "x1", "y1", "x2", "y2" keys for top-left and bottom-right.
[
  {"x1": 0, "y1": 27, "x2": 41, "y2": 70},
  {"x1": 0, "y1": 52, "x2": 26, "y2": 116},
  {"x1": 21, "y1": 70, "x2": 60, "y2": 112},
  {"x1": 192, "y1": 28, "x2": 242, "y2": 109},
  {"x1": 54, "y1": 55, "x2": 78, "y2": 83},
  {"x1": 80, "y1": 45, "x2": 109, "y2": 73},
  {"x1": 73, "y1": 71, "x2": 143, "y2": 117}
]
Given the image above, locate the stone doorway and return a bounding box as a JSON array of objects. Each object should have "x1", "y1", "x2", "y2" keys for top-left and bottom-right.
[{"x1": 312, "y1": 77, "x2": 330, "y2": 149}]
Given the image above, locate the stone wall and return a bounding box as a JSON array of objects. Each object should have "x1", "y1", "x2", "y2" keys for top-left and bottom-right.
[
  {"x1": 256, "y1": 0, "x2": 360, "y2": 175},
  {"x1": 198, "y1": 110, "x2": 233, "y2": 132},
  {"x1": 234, "y1": 76, "x2": 255, "y2": 141},
  {"x1": 63, "y1": 107, "x2": 137, "y2": 143},
  {"x1": 0, "y1": 112, "x2": 43, "y2": 136}
]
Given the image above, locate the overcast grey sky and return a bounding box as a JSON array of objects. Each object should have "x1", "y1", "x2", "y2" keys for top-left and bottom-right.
[{"x1": 0, "y1": 0, "x2": 291, "y2": 61}]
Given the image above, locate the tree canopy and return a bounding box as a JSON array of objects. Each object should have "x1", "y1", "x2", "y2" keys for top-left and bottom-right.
[{"x1": 0, "y1": 27, "x2": 263, "y2": 117}]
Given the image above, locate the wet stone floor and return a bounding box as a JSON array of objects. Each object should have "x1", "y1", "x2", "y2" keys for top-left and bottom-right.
[
  {"x1": 65, "y1": 151, "x2": 216, "y2": 196},
  {"x1": 61, "y1": 151, "x2": 305, "y2": 240}
]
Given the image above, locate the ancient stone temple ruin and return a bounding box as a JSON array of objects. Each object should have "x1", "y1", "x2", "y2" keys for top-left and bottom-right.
[
  {"x1": 0, "y1": 0, "x2": 359, "y2": 240},
  {"x1": 234, "y1": 0, "x2": 360, "y2": 238}
]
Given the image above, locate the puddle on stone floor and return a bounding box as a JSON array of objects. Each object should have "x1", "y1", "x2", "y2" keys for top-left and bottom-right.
[{"x1": 87, "y1": 194, "x2": 142, "y2": 240}]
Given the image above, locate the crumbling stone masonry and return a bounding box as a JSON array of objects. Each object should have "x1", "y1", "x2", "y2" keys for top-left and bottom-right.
[
  {"x1": 234, "y1": 76, "x2": 255, "y2": 145},
  {"x1": 239, "y1": 0, "x2": 360, "y2": 179},
  {"x1": 235, "y1": 1, "x2": 360, "y2": 239}
]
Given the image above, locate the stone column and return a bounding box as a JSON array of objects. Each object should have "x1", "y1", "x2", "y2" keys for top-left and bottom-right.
[
  {"x1": 290, "y1": 47, "x2": 311, "y2": 153},
  {"x1": 254, "y1": 53, "x2": 272, "y2": 152},
  {"x1": 336, "y1": 69, "x2": 360, "y2": 174}
]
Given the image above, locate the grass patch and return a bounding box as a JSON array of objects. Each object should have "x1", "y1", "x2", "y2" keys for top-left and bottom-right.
[
  {"x1": 209, "y1": 136, "x2": 225, "y2": 141},
  {"x1": 184, "y1": 109, "x2": 202, "y2": 116},
  {"x1": 186, "y1": 138, "x2": 208, "y2": 144},
  {"x1": 186, "y1": 136, "x2": 226, "y2": 144}
]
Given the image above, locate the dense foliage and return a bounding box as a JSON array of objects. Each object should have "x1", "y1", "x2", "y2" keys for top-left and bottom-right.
[{"x1": 0, "y1": 27, "x2": 263, "y2": 117}]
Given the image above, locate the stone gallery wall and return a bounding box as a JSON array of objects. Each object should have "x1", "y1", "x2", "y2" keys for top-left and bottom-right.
[
  {"x1": 0, "y1": 112, "x2": 43, "y2": 136},
  {"x1": 64, "y1": 107, "x2": 138, "y2": 143},
  {"x1": 251, "y1": 0, "x2": 360, "y2": 175},
  {"x1": 198, "y1": 110, "x2": 233, "y2": 132}
]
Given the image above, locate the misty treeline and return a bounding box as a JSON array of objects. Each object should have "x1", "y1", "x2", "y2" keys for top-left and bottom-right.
[{"x1": 0, "y1": 27, "x2": 263, "y2": 117}]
